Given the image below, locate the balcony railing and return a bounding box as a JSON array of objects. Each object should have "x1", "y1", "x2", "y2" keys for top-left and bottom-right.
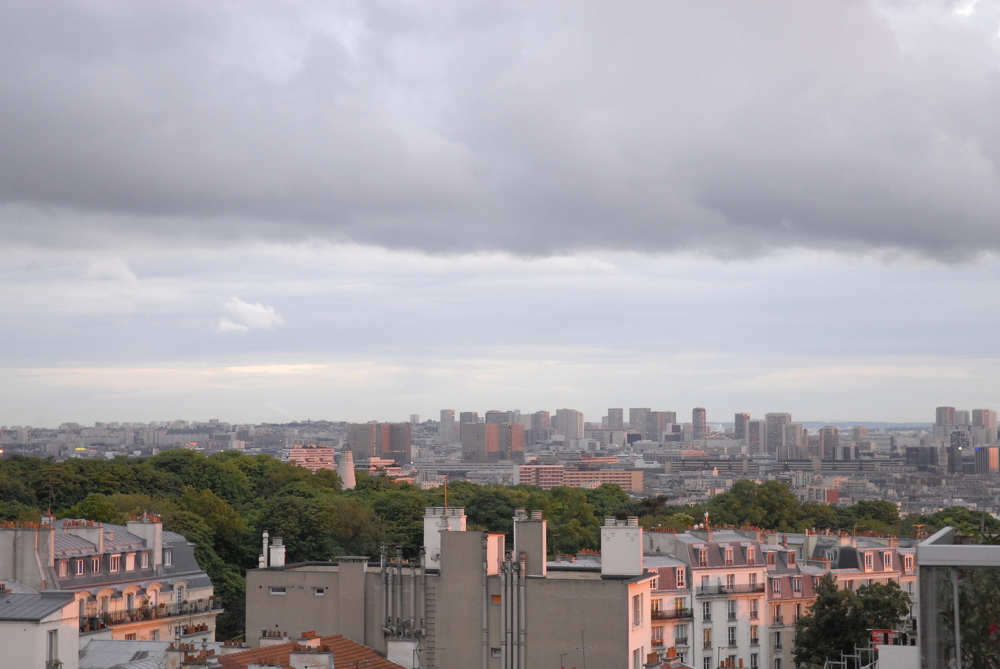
[
  {"x1": 697, "y1": 584, "x2": 766, "y2": 596},
  {"x1": 703, "y1": 641, "x2": 713, "y2": 649},
  {"x1": 728, "y1": 612, "x2": 737, "y2": 621},
  {"x1": 702, "y1": 614, "x2": 712, "y2": 622},
  {"x1": 674, "y1": 638, "x2": 689, "y2": 647},
  {"x1": 774, "y1": 643, "x2": 783, "y2": 651},
  {"x1": 750, "y1": 637, "x2": 759, "y2": 646},
  {"x1": 773, "y1": 616, "x2": 784, "y2": 625},
  {"x1": 651, "y1": 608, "x2": 693, "y2": 621},
  {"x1": 79, "y1": 599, "x2": 222, "y2": 633},
  {"x1": 652, "y1": 639, "x2": 664, "y2": 647},
  {"x1": 749, "y1": 611, "x2": 759, "y2": 619}
]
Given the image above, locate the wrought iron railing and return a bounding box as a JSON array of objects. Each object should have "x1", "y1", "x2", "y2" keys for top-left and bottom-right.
[{"x1": 79, "y1": 598, "x2": 222, "y2": 633}]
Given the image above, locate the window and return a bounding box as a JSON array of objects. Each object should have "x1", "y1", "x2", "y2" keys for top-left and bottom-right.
[
  {"x1": 78, "y1": 599, "x2": 85, "y2": 619},
  {"x1": 269, "y1": 586, "x2": 286, "y2": 596},
  {"x1": 747, "y1": 547, "x2": 755, "y2": 564},
  {"x1": 771, "y1": 579, "x2": 781, "y2": 595},
  {"x1": 176, "y1": 586, "x2": 185, "y2": 603},
  {"x1": 314, "y1": 587, "x2": 326, "y2": 597},
  {"x1": 774, "y1": 631, "x2": 782, "y2": 649},
  {"x1": 57, "y1": 560, "x2": 67, "y2": 577},
  {"x1": 491, "y1": 649, "x2": 501, "y2": 658},
  {"x1": 652, "y1": 625, "x2": 664, "y2": 641},
  {"x1": 141, "y1": 552, "x2": 149, "y2": 569},
  {"x1": 703, "y1": 659, "x2": 712, "y2": 669},
  {"x1": 795, "y1": 603, "x2": 802, "y2": 620},
  {"x1": 677, "y1": 652, "x2": 685, "y2": 664},
  {"x1": 749, "y1": 572, "x2": 758, "y2": 589},
  {"x1": 698, "y1": 549, "x2": 708, "y2": 567},
  {"x1": 786, "y1": 552, "x2": 795, "y2": 565},
  {"x1": 725, "y1": 547, "x2": 734, "y2": 565},
  {"x1": 773, "y1": 604, "x2": 782, "y2": 624},
  {"x1": 868, "y1": 578, "x2": 874, "y2": 586},
  {"x1": 775, "y1": 659, "x2": 782, "y2": 669},
  {"x1": 728, "y1": 626, "x2": 737, "y2": 646},
  {"x1": 75, "y1": 560, "x2": 84, "y2": 575},
  {"x1": 702, "y1": 601, "x2": 711, "y2": 622},
  {"x1": 883, "y1": 552, "x2": 892, "y2": 569},
  {"x1": 109, "y1": 555, "x2": 121, "y2": 572},
  {"x1": 904, "y1": 555, "x2": 914, "y2": 571},
  {"x1": 150, "y1": 630, "x2": 159, "y2": 641},
  {"x1": 751, "y1": 653, "x2": 758, "y2": 669},
  {"x1": 674, "y1": 624, "x2": 687, "y2": 643},
  {"x1": 91, "y1": 557, "x2": 100, "y2": 573},
  {"x1": 767, "y1": 552, "x2": 775, "y2": 566},
  {"x1": 124, "y1": 633, "x2": 137, "y2": 641},
  {"x1": 126, "y1": 593, "x2": 134, "y2": 611},
  {"x1": 791, "y1": 578, "x2": 801, "y2": 593},
  {"x1": 750, "y1": 624, "x2": 759, "y2": 645},
  {"x1": 727, "y1": 600, "x2": 737, "y2": 621},
  {"x1": 726, "y1": 574, "x2": 735, "y2": 590},
  {"x1": 125, "y1": 553, "x2": 135, "y2": 571},
  {"x1": 633, "y1": 648, "x2": 642, "y2": 669},
  {"x1": 701, "y1": 575, "x2": 709, "y2": 591},
  {"x1": 46, "y1": 630, "x2": 58, "y2": 664},
  {"x1": 703, "y1": 628, "x2": 712, "y2": 649},
  {"x1": 632, "y1": 594, "x2": 643, "y2": 627},
  {"x1": 164, "y1": 550, "x2": 172, "y2": 566},
  {"x1": 864, "y1": 552, "x2": 874, "y2": 571},
  {"x1": 675, "y1": 567, "x2": 686, "y2": 588},
  {"x1": 846, "y1": 580, "x2": 854, "y2": 590},
  {"x1": 651, "y1": 577, "x2": 659, "y2": 590},
  {"x1": 906, "y1": 581, "x2": 914, "y2": 595},
  {"x1": 674, "y1": 597, "x2": 685, "y2": 612},
  {"x1": 750, "y1": 599, "x2": 759, "y2": 619}
]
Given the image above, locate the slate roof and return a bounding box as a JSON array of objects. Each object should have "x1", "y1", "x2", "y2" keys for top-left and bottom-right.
[
  {"x1": 79, "y1": 640, "x2": 172, "y2": 669},
  {"x1": 217, "y1": 635, "x2": 404, "y2": 669},
  {"x1": 0, "y1": 591, "x2": 75, "y2": 621}
]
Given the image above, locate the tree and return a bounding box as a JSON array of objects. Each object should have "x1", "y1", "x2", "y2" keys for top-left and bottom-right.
[{"x1": 794, "y1": 575, "x2": 910, "y2": 668}]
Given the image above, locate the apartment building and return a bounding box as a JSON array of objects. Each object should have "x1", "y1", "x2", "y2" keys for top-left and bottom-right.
[
  {"x1": 246, "y1": 509, "x2": 653, "y2": 669},
  {"x1": 0, "y1": 514, "x2": 221, "y2": 644},
  {"x1": 0, "y1": 583, "x2": 80, "y2": 669}
]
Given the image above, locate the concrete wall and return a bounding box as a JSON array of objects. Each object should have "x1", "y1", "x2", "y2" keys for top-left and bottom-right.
[
  {"x1": 0, "y1": 526, "x2": 55, "y2": 590},
  {"x1": 435, "y1": 532, "x2": 486, "y2": 669}
]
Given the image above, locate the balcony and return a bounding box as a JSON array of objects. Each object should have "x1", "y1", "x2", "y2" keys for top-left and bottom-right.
[
  {"x1": 697, "y1": 584, "x2": 766, "y2": 596},
  {"x1": 772, "y1": 616, "x2": 784, "y2": 625},
  {"x1": 674, "y1": 638, "x2": 689, "y2": 647},
  {"x1": 79, "y1": 599, "x2": 223, "y2": 633},
  {"x1": 750, "y1": 638, "x2": 759, "y2": 646},
  {"x1": 651, "y1": 608, "x2": 693, "y2": 621},
  {"x1": 703, "y1": 641, "x2": 713, "y2": 649},
  {"x1": 728, "y1": 612, "x2": 737, "y2": 621},
  {"x1": 774, "y1": 644, "x2": 783, "y2": 651},
  {"x1": 702, "y1": 614, "x2": 712, "y2": 623},
  {"x1": 749, "y1": 611, "x2": 759, "y2": 620},
  {"x1": 652, "y1": 639, "x2": 664, "y2": 648}
]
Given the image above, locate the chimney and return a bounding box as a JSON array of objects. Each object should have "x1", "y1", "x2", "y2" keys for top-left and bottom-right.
[
  {"x1": 601, "y1": 516, "x2": 643, "y2": 577},
  {"x1": 258, "y1": 629, "x2": 289, "y2": 647},
  {"x1": 288, "y1": 643, "x2": 334, "y2": 669},
  {"x1": 514, "y1": 510, "x2": 547, "y2": 577},
  {"x1": 269, "y1": 537, "x2": 286, "y2": 568},
  {"x1": 296, "y1": 631, "x2": 321, "y2": 647},
  {"x1": 260, "y1": 531, "x2": 269, "y2": 568},
  {"x1": 127, "y1": 513, "x2": 164, "y2": 568},
  {"x1": 422, "y1": 507, "x2": 467, "y2": 570}
]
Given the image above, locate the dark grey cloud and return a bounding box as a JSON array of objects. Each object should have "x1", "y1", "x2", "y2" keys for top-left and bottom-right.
[{"x1": 1, "y1": 0, "x2": 998, "y2": 257}]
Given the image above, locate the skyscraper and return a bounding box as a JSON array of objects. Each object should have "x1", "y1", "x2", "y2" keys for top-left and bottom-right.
[
  {"x1": 936, "y1": 407, "x2": 956, "y2": 427},
  {"x1": 629, "y1": 408, "x2": 650, "y2": 435},
  {"x1": 734, "y1": 414, "x2": 750, "y2": 441},
  {"x1": 555, "y1": 409, "x2": 584, "y2": 442},
  {"x1": 462, "y1": 423, "x2": 499, "y2": 462},
  {"x1": 747, "y1": 420, "x2": 766, "y2": 454},
  {"x1": 949, "y1": 430, "x2": 970, "y2": 474},
  {"x1": 820, "y1": 426, "x2": 840, "y2": 461},
  {"x1": 779, "y1": 423, "x2": 805, "y2": 460},
  {"x1": 497, "y1": 423, "x2": 525, "y2": 462},
  {"x1": 975, "y1": 446, "x2": 1000, "y2": 475},
  {"x1": 955, "y1": 410, "x2": 971, "y2": 426},
  {"x1": 531, "y1": 411, "x2": 550, "y2": 430},
  {"x1": 381, "y1": 423, "x2": 412, "y2": 465},
  {"x1": 439, "y1": 410, "x2": 455, "y2": 444},
  {"x1": 692, "y1": 408, "x2": 707, "y2": 440},
  {"x1": 486, "y1": 410, "x2": 519, "y2": 425},
  {"x1": 645, "y1": 411, "x2": 668, "y2": 441},
  {"x1": 346, "y1": 423, "x2": 377, "y2": 459},
  {"x1": 607, "y1": 408, "x2": 624, "y2": 430},
  {"x1": 973, "y1": 409, "x2": 998, "y2": 431},
  {"x1": 459, "y1": 411, "x2": 479, "y2": 442},
  {"x1": 765, "y1": 413, "x2": 792, "y2": 455}
]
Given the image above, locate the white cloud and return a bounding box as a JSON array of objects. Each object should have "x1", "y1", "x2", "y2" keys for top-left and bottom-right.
[
  {"x1": 83, "y1": 257, "x2": 137, "y2": 284},
  {"x1": 218, "y1": 296, "x2": 283, "y2": 332}
]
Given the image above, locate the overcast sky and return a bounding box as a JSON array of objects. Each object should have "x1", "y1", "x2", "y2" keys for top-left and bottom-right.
[{"x1": 2, "y1": 0, "x2": 1000, "y2": 427}]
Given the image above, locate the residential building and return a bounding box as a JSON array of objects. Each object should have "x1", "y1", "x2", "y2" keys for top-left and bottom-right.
[
  {"x1": 0, "y1": 583, "x2": 79, "y2": 669},
  {"x1": 485, "y1": 411, "x2": 519, "y2": 425},
  {"x1": 692, "y1": 408, "x2": 707, "y2": 440},
  {"x1": 554, "y1": 409, "x2": 584, "y2": 442},
  {"x1": 734, "y1": 414, "x2": 750, "y2": 442},
  {"x1": 380, "y1": 423, "x2": 412, "y2": 465},
  {"x1": 346, "y1": 423, "x2": 377, "y2": 460},
  {"x1": 819, "y1": 427, "x2": 840, "y2": 461},
  {"x1": 284, "y1": 444, "x2": 336, "y2": 471},
  {"x1": 747, "y1": 421, "x2": 766, "y2": 456},
  {"x1": 936, "y1": 407, "x2": 956, "y2": 427},
  {"x1": 459, "y1": 412, "x2": 479, "y2": 442},
  {"x1": 497, "y1": 423, "x2": 525, "y2": 462},
  {"x1": 462, "y1": 423, "x2": 499, "y2": 462},
  {"x1": 0, "y1": 515, "x2": 221, "y2": 644},
  {"x1": 608, "y1": 408, "x2": 625, "y2": 430},
  {"x1": 439, "y1": 410, "x2": 455, "y2": 444},
  {"x1": 975, "y1": 446, "x2": 1000, "y2": 474},
  {"x1": 764, "y1": 414, "x2": 792, "y2": 456}
]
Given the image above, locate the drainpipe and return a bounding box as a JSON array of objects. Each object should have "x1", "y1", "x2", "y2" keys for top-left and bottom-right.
[
  {"x1": 500, "y1": 559, "x2": 508, "y2": 669},
  {"x1": 518, "y1": 551, "x2": 526, "y2": 669},
  {"x1": 410, "y1": 558, "x2": 416, "y2": 636},
  {"x1": 382, "y1": 545, "x2": 390, "y2": 632},
  {"x1": 511, "y1": 555, "x2": 519, "y2": 669},
  {"x1": 396, "y1": 546, "x2": 404, "y2": 630},
  {"x1": 482, "y1": 534, "x2": 489, "y2": 669},
  {"x1": 419, "y1": 548, "x2": 427, "y2": 638}
]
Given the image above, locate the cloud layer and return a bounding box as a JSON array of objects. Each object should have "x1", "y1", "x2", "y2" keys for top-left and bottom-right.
[
  {"x1": 1, "y1": 1, "x2": 999, "y2": 257},
  {"x1": 218, "y1": 297, "x2": 283, "y2": 332}
]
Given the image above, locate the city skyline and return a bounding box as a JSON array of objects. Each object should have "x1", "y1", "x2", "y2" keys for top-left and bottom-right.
[{"x1": 4, "y1": 2, "x2": 1000, "y2": 426}]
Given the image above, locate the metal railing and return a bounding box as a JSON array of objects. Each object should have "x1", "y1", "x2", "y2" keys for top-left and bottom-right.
[
  {"x1": 651, "y1": 608, "x2": 693, "y2": 621},
  {"x1": 750, "y1": 637, "x2": 759, "y2": 646},
  {"x1": 79, "y1": 598, "x2": 222, "y2": 633},
  {"x1": 697, "y1": 584, "x2": 766, "y2": 595},
  {"x1": 773, "y1": 616, "x2": 784, "y2": 625},
  {"x1": 703, "y1": 641, "x2": 713, "y2": 649},
  {"x1": 702, "y1": 614, "x2": 712, "y2": 622},
  {"x1": 674, "y1": 638, "x2": 689, "y2": 647}
]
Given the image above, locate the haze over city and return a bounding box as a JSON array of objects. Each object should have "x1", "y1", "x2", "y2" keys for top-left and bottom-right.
[{"x1": 3, "y1": 1, "x2": 1000, "y2": 426}]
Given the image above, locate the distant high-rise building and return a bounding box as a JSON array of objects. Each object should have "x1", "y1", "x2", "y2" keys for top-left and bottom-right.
[
  {"x1": 663, "y1": 411, "x2": 677, "y2": 425},
  {"x1": 949, "y1": 430, "x2": 970, "y2": 474},
  {"x1": 955, "y1": 410, "x2": 971, "y2": 426},
  {"x1": 497, "y1": 423, "x2": 525, "y2": 462},
  {"x1": 380, "y1": 423, "x2": 412, "y2": 465},
  {"x1": 607, "y1": 408, "x2": 624, "y2": 430},
  {"x1": 747, "y1": 420, "x2": 766, "y2": 454},
  {"x1": 734, "y1": 414, "x2": 750, "y2": 441},
  {"x1": 645, "y1": 411, "x2": 668, "y2": 441},
  {"x1": 486, "y1": 410, "x2": 519, "y2": 425},
  {"x1": 629, "y1": 408, "x2": 650, "y2": 435},
  {"x1": 975, "y1": 446, "x2": 1000, "y2": 475},
  {"x1": 531, "y1": 411, "x2": 550, "y2": 430},
  {"x1": 462, "y1": 423, "x2": 499, "y2": 462},
  {"x1": 765, "y1": 413, "x2": 792, "y2": 455},
  {"x1": 346, "y1": 423, "x2": 377, "y2": 459},
  {"x1": 851, "y1": 426, "x2": 868, "y2": 442},
  {"x1": 692, "y1": 408, "x2": 707, "y2": 440},
  {"x1": 439, "y1": 410, "x2": 456, "y2": 444},
  {"x1": 779, "y1": 423, "x2": 805, "y2": 460},
  {"x1": 936, "y1": 407, "x2": 956, "y2": 427},
  {"x1": 555, "y1": 409, "x2": 584, "y2": 442},
  {"x1": 409, "y1": 414, "x2": 420, "y2": 424},
  {"x1": 337, "y1": 448, "x2": 357, "y2": 489},
  {"x1": 820, "y1": 427, "x2": 840, "y2": 460},
  {"x1": 459, "y1": 411, "x2": 479, "y2": 442},
  {"x1": 973, "y1": 409, "x2": 998, "y2": 432}
]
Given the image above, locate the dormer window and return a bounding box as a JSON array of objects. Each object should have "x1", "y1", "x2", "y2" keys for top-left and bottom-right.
[
  {"x1": 141, "y1": 552, "x2": 150, "y2": 569},
  {"x1": 675, "y1": 568, "x2": 686, "y2": 588},
  {"x1": 109, "y1": 555, "x2": 121, "y2": 572},
  {"x1": 746, "y1": 547, "x2": 755, "y2": 565},
  {"x1": 91, "y1": 557, "x2": 101, "y2": 573},
  {"x1": 791, "y1": 578, "x2": 801, "y2": 593},
  {"x1": 725, "y1": 548, "x2": 734, "y2": 566},
  {"x1": 787, "y1": 552, "x2": 795, "y2": 566},
  {"x1": 164, "y1": 550, "x2": 173, "y2": 567},
  {"x1": 58, "y1": 561, "x2": 68, "y2": 578},
  {"x1": 767, "y1": 553, "x2": 775, "y2": 566},
  {"x1": 864, "y1": 553, "x2": 874, "y2": 571},
  {"x1": 75, "y1": 560, "x2": 84, "y2": 576},
  {"x1": 883, "y1": 552, "x2": 892, "y2": 570},
  {"x1": 698, "y1": 549, "x2": 708, "y2": 568},
  {"x1": 904, "y1": 555, "x2": 914, "y2": 571}
]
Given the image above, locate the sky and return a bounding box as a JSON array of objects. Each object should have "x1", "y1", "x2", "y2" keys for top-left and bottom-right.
[{"x1": 2, "y1": 0, "x2": 1000, "y2": 427}]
